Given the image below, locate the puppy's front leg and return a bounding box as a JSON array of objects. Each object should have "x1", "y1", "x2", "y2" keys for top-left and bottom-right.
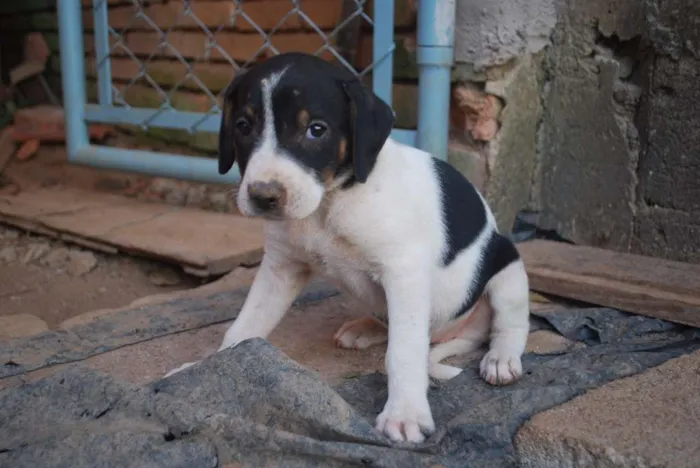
[
  {"x1": 218, "y1": 254, "x2": 311, "y2": 351},
  {"x1": 164, "y1": 253, "x2": 310, "y2": 378},
  {"x1": 376, "y1": 265, "x2": 434, "y2": 443}
]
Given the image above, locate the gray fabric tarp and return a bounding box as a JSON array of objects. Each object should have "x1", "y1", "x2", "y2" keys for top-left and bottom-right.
[{"x1": 2, "y1": 303, "x2": 699, "y2": 467}]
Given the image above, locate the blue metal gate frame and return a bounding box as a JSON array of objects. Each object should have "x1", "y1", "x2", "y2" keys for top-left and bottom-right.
[{"x1": 58, "y1": 0, "x2": 455, "y2": 185}]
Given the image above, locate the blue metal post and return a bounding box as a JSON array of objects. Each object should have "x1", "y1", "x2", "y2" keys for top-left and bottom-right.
[
  {"x1": 416, "y1": 0, "x2": 456, "y2": 161},
  {"x1": 58, "y1": 0, "x2": 89, "y2": 157},
  {"x1": 93, "y1": 0, "x2": 113, "y2": 106},
  {"x1": 372, "y1": 0, "x2": 394, "y2": 108}
]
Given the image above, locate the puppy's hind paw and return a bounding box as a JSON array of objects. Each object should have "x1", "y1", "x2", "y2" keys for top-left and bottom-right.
[
  {"x1": 479, "y1": 349, "x2": 522, "y2": 386},
  {"x1": 334, "y1": 317, "x2": 388, "y2": 350}
]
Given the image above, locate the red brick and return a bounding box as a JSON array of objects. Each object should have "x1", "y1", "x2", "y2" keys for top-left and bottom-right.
[
  {"x1": 14, "y1": 105, "x2": 65, "y2": 128},
  {"x1": 114, "y1": 83, "x2": 218, "y2": 112},
  {"x1": 107, "y1": 30, "x2": 331, "y2": 62},
  {"x1": 87, "y1": 57, "x2": 238, "y2": 93},
  {"x1": 15, "y1": 139, "x2": 40, "y2": 162},
  {"x1": 83, "y1": 0, "x2": 345, "y2": 32}
]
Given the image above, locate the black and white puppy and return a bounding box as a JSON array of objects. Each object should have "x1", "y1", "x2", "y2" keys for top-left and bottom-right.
[{"x1": 167, "y1": 52, "x2": 530, "y2": 443}]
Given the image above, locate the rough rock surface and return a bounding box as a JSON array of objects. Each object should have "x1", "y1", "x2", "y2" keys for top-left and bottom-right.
[
  {"x1": 516, "y1": 349, "x2": 700, "y2": 467},
  {"x1": 1, "y1": 304, "x2": 699, "y2": 467}
]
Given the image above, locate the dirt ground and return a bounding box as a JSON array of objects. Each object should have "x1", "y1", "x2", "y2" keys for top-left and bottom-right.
[
  {"x1": 0, "y1": 138, "x2": 226, "y2": 331},
  {"x1": 0, "y1": 224, "x2": 202, "y2": 329}
]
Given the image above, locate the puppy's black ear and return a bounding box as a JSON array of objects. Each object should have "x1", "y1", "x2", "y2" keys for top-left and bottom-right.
[
  {"x1": 342, "y1": 79, "x2": 395, "y2": 183},
  {"x1": 218, "y1": 72, "x2": 247, "y2": 175}
]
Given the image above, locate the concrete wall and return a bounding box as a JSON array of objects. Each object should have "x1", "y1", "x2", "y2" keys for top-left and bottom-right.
[{"x1": 451, "y1": 0, "x2": 700, "y2": 263}]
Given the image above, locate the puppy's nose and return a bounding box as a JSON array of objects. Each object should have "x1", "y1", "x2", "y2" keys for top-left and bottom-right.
[{"x1": 247, "y1": 180, "x2": 285, "y2": 212}]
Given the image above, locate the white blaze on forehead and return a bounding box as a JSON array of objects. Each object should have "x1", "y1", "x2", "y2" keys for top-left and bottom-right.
[{"x1": 259, "y1": 68, "x2": 288, "y2": 151}]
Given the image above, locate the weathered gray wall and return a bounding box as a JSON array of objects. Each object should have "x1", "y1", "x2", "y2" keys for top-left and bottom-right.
[
  {"x1": 451, "y1": 0, "x2": 700, "y2": 263},
  {"x1": 536, "y1": 0, "x2": 644, "y2": 252},
  {"x1": 632, "y1": 0, "x2": 700, "y2": 262}
]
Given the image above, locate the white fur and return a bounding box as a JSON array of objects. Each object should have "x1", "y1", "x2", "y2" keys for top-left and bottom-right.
[{"x1": 167, "y1": 72, "x2": 531, "y2": 443}]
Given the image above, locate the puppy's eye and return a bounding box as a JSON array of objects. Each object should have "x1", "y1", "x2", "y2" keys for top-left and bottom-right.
[
  {"x1": 306, "y1": 122, "x2": 327, "y2": 140},
  {"x1": 235, "y1": 118, "x2": 252, "y2": 136}
]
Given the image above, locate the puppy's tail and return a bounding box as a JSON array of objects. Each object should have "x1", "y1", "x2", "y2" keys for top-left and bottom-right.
[{"x1": 428, "y1": 338, "x2": 483, "y2": 381}]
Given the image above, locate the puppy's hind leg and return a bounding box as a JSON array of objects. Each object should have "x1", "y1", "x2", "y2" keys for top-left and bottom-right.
[
  {"x1": 334, "y1": 317, "x2": 388, "y2": 350},
  {"x1": 479, "y1": 257, "x2": 530, "y2": 386},
  {"x1": 428, "y1": 299, "x2": 492, "y2": 380}
]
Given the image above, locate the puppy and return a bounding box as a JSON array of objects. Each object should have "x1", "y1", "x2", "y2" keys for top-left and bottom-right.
[{"x1": 167, "y1": 52, "x2": 530, "y2": 443}]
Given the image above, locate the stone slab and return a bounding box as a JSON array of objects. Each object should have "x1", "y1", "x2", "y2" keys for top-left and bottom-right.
[
  {"x1": 0, "y1": 187, "x2": 264, "y2": 276},
  {"x1": 515, "y1": 349, "x2": 700, "y2": 468}
]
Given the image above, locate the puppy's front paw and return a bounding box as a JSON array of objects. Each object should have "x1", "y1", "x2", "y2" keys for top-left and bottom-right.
[
  {"x1": 479, "y1": 349, "x2": 522, "y2": 385},
  {"x1": 163, "y1": 361, "x2": 199, "y2": 378},
  {"x1": 375, "y1": 396, "x2": 435, "y2": 443}
]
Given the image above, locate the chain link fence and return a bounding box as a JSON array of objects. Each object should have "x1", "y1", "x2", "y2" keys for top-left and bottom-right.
[
  {"x1": 86, "y1": 0, "x2": 394, "y2": 138},
  {"x1": 59, "y1": 0, "x2": 455, "y2": 184}
]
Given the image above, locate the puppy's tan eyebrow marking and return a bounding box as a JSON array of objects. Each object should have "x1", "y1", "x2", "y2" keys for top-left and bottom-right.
[
  {"x1": 245, "y1": 106, "x2": 255, "y2": 117},
  {"x1": 297, "y1": 109, "x2": 310, "y2": 128},
  {"x1": 338, "y1": 138, "x2": 347, "y2": 164}
]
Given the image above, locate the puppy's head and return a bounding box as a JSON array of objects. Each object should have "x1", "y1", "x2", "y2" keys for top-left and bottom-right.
[{"x1": 218, "y1": 53, "x2": 394, "y2": 220}]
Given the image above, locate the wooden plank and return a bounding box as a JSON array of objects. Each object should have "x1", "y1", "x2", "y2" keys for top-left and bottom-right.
[
  {"x1": 518, "y1": 239, "x2": 700, "y2": 328},
  {"x1": 0, "y1": 187, "x2": 264, "y2": 276}
]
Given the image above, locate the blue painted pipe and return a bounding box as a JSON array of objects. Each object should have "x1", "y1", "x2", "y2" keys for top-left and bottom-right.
[
  {"x1": 93, "y1": 0, "x2": 113, "y2": 106},
  {"x1": 58, "y1": 0, "x2": 89, "y2": 157},
  {"x1": 74, "y1": 145, "x2": 242, "y2": 185},
  {"x1": 372, "y1": 0, "x2": 395, "y2": 108},
  {"x1": 416, "y1": 0, "x2": 456, "y2": 161}
]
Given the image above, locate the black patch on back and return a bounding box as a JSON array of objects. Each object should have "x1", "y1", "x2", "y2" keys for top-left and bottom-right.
[
  {"x1": 454, "y1": 232, "x2": 520, "y2": 317},
  {"x1": 432, "y1": 157, "x2": 520, "y2": 317},
  {"x1": 433, "y1": 158, "x2": 488, "y2": 265}
]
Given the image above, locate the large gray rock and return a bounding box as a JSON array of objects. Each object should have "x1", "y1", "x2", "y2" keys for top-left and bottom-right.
[
  {"x1": 516, "y1": 349, "x2": 700, "y2": 467},
  {"x1": 2, "y1": 307, "x2": 699, "y2": 467}
]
